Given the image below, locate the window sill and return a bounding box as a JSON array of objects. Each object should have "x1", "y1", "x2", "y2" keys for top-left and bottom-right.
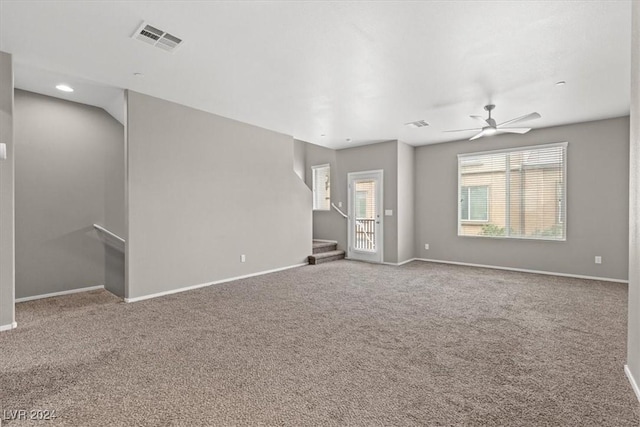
[{"x1": 457, "y1": 234, "x2": 566, "y2": 242}]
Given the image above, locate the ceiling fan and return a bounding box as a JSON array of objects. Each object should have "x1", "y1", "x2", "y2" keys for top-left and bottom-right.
[{"x1": 445, "y1": 104, "x2": 541, "y2": 141}]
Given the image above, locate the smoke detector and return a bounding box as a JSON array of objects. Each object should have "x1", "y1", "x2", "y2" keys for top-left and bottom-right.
[{"x1": 132, "y1": 22, "x2": 183, "y2": 53}]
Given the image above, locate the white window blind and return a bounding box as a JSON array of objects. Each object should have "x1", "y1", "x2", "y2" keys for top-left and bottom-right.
[
  {"x1": 312, "y1": 164, "x2": 330, "y2": 210},
  {"x1": 457, "y1": 142, "x2": 567, "y2": 240},
  {"x1": 354, "y1": 179, "x2": 377, "y2": 251}
]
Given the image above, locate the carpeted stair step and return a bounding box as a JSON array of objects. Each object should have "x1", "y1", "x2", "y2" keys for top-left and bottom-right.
[
  {"x1": 312, "y1": 241, "x2": 338, "y2": 254},
  {"x1": 308, "y1": 249, "x2": 345, "y2": 265}
]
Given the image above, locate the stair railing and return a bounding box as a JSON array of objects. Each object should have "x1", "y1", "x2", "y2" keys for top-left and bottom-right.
[
  {"x1": 331, "y1": 202, "x2": 348, "y2": 219},
  {"x1": 355, "y1": 219, "x2": 375, "y2": 249},
  {"x1": 93, "y1": 224, "x2": 125, "y2": 251}
]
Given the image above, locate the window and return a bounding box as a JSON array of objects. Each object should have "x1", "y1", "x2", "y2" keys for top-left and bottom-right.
[
  {"x1": 312, "y1": 164, "x2": 330, "y2": 210},
  {"x1": 460, "y1": 186, "x2": 489, "y2": 221},
  {"x1": 356, "y1": 190, "x2": 367, "y2": 218},
  {"x1": 457, "y1": 142, "x2": 567, "y2": 240}
]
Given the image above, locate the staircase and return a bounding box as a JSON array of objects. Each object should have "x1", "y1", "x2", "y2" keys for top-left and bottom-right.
[{"x1": 308, "y1": 240, "x2": 345, "y2": 265}]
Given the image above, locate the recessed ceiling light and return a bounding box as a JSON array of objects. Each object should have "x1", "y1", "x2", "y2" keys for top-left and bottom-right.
[
  {"x1": 555, "y1": 81, "x2": 566, "y2": 86},
  {"x1": 55, "y1": 84, "x2": 74, "y2": 92}
]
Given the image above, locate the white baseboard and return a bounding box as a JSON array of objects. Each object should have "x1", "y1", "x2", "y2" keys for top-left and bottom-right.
[
  {"x1": 15, "y1": 285, "x2": 105, "y2": 303},
  {"x1": 625, "y1": 365, "x2": 640, "y2": 402},
  {"x1": 414, "y1": 258, "x2": 628, "y2": 284},
  {"x1": 383, "y1": 258, "x2": 417, "y2": 266},
  {"x1": 0, "y1": 321, "x2": 17, "y2": 332},
  {"x1": 125, "y1": 262, "x2": 308, "y2": 303},
  {"x1": 313, "y1": 239, "x2": 338, "y2": 243}
]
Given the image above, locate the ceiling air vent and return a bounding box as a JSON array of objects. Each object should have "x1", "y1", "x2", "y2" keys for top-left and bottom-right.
[
  {"x1": 405, "y1": 120, "x2": 429, "y2": 128},
  {"x1": 132, "y1": 22, "x2": 183, "y2": 53}
]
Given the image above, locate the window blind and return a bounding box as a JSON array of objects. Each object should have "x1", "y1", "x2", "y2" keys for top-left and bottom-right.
[
  {"x1": 312, "y1": 164, "x2": 330, "y2": 210},
  {"x1": 457, "y1": 142, "x2": 567, "y2": 240},
  {"x1": 354, "y1": 179, "x2": 377, "y2": 251}
]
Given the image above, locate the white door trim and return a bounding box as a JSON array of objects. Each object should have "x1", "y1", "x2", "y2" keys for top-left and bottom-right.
[{"x1": 347, "y1": 170, "x2": 383, "y2": 263}]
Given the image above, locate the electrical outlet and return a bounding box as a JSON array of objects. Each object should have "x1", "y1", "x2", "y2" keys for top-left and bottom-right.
[
  {"x1": 241, "y1": 254, "x2": 246, "y2": 263},
  {"x1": 338, "y1": 202, "x2": 342, "y2": 208},
  {"x1": 595, "y1": 256, "x2": 602, "y2": 264},
  {"x1": 425, "y1": 244, "x2": 429, "y2": 250}
]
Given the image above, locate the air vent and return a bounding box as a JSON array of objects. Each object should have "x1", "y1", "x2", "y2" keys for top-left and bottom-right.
[
  {"x1": 132, "y1": 22, "x2": 183, "y2": 53},
  {"x1": 405, "y1": 120, "x2": 429, "y2": 128}
]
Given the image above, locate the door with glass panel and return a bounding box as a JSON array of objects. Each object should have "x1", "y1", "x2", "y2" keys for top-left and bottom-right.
[{"x1": 347, "y1": 170, "x2": 383, "y2": 263}]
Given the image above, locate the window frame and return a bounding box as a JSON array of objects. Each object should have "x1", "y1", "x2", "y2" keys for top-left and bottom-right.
[
  {"x1": 460, "y1": 185, "x2": 490, "y2": 223},
  {"x1": 457, "y1": 142, "x2": 568, "y2": 241},
  {"x1": 311, "y1": 164, "x2": 331, "y2": 211},
  {"x1": 557, "y1": 181, "x2": 564, "y2": 225}
]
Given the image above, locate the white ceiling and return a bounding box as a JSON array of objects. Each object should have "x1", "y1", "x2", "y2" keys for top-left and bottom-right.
[{"x1": 0, "y1": 1, "x2": 632, "y2": 149}]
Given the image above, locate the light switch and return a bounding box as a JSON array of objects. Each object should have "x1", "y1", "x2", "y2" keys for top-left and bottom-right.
[
  {"x1": 385, "y1": 209, "x2": 393, "y2": 216},
  {"x1": 0, "y1": 143, "x2": 6, "y2": 160}
]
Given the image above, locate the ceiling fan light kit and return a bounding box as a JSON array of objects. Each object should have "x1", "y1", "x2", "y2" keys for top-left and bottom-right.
[{"x1": 445, "y1": 104, "x2": 541, "y2": 141}]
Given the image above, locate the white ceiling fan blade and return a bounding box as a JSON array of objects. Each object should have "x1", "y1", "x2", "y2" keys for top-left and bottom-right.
[
  {"x1": 470, "y1": 115, "x2": 490, "y2": 126},
  {"x1": 497, "y1": 112, "x2": 541, "y2": 127},
  {"x1": 444, "y1": 127, "x2": 482, "y2": 133},
  {"x1": 496, "y1": 127, "x2": 532, "y2": 134},
  {"x1": 469, "y1": 130, "x2": 485, "y2": 140}
]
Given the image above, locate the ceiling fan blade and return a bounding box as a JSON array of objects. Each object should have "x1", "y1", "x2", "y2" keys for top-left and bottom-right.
[
  {"x1": 497, "y1": 112, "x2": 541, "y2": 127},
  {"x1": 470, "y1": 115, "x2": 489, "y2": 126},
  {"x1": 496, "y1": 127, "x2": 532, "y2": 134},
  {"x1": 469, "y1": 130, "x2": 485, "y2": 141},
  {"x1": 444, "y1": 128, "x2": 483, "y2": 133}
]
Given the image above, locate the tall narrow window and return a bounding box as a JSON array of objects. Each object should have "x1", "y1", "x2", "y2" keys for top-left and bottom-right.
[
  {"x1": 457, "y1": 142, "x2": 567, "y2": 240},
  {"x1": 312, "y1": 164, "x2": 330, "y2": 210}
]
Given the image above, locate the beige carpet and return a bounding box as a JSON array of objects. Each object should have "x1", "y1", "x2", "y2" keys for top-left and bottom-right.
[{"x1": 1, "y1": 260, "x2": 638, "y2": 426}]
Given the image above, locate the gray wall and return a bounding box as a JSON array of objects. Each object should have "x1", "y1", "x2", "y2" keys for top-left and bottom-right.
[
  {"x1": 304, "y1": 141, "x2": 339, "y2": 241},
  {"x1": 126, "y1": 91, "x2": 311, "y2": 300},
  {"x1": 14, "y1": 90, "x2": 125, "y2": 299},
  {"x1": 397, "y1": 141, "x2": 415, "y2": 263},
  {"x1": 339, "y1": 141, "x2": 399, "y2": 263},
  {"x1": 0, "y1": 52, "x2": 15, "y2": 328},
  {"x1": 627, "y1": 0, "x2": 640, "y2": 388},
  {"x1": 293, "y1": 139, "x2": 306, "y2": 181},
  {"x1": 305, "y1": 140, "x2": 400, "y2": 263},
  {"x1": 415, "y1": 116, "x2": 630, "y2": 281}
]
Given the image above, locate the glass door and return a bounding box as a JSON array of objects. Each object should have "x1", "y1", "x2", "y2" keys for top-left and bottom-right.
[{"x1": 347, "y1": 170, "x2": 383, "y2": 263}]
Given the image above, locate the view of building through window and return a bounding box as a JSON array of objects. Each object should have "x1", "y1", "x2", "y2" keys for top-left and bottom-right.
[{"x1": 458, "y1": 143, "x2": 567, "y2": 240}]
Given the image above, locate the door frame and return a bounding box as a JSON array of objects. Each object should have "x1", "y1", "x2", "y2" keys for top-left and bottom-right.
[{"x1": 347, "y1": 170, "x2": 383, "y2": 263}]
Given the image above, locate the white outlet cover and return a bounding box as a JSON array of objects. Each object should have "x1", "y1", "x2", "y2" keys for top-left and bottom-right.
[
  {"x1": 385, "y1": 209, "x2": 393, "y2": 216},
  {"x1": 0, "y1": 143, "x2": 6, "y2": 160},
  {"x1": 338, "y1": 202, "x2": 342, "y2": 208},
  {"x1": 425, "y1": 244, "x2": 429, "y2": 250}
]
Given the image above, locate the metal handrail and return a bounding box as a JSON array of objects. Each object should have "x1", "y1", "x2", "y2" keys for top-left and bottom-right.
[
  {"x1": 93, "y1": 224, "x2": 125, "y2": 244},
  {"x1": 331, "y1": 202, "x2": 348, "y2": 219}
]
